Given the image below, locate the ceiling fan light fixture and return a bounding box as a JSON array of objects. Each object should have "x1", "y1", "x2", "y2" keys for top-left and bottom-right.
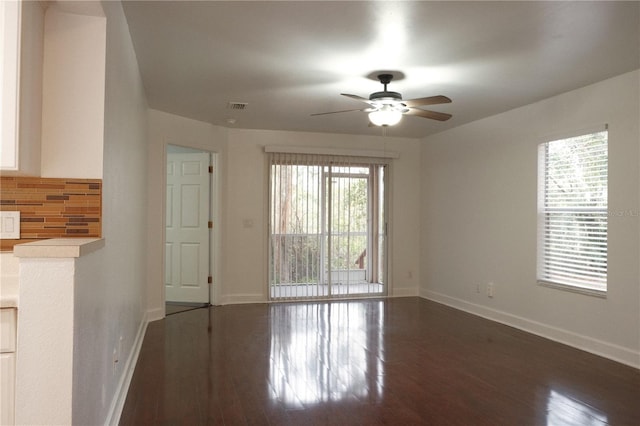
[
  {"x1": 312, "y1": 72, "x2": 452, "y2": 125},
  {"x1": 369, "y1": 105, "x2": 403, "y2": 126}
]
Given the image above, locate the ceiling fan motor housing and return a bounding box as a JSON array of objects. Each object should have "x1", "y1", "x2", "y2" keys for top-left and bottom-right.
[
  {"x1": 369, "y1": 91, "x2": 403, "y2": 103},
  {"x1": 370, "y1": 73, "x2": 404, "y2": 105}
]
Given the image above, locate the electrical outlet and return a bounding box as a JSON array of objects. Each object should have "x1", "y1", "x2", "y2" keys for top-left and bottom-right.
[
  {"x1": 112, "y1": 348, "x2": 118, "y2": 374},
  {"x1": 0, "y1": 211, "x2": 20, "y2": 239},
  {"x1": 487, "y1": 282, "x2": 494, "y2": 298}
]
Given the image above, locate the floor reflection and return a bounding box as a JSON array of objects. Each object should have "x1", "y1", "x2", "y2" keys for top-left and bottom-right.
[
  {"x1": 268, "y1": 300, "x2": 385, "y2": 407},
  {"x1": 547, "y1": 389, "x2": 608, "y2": 426}
]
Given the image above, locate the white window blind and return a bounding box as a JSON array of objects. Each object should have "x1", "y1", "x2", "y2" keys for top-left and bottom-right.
[
  {"x1": 268, "y1": 152, "x2": 388, "y2": 300},
  {"x1": 537, "y1": 129, "x2": 608, "y2": 294}
]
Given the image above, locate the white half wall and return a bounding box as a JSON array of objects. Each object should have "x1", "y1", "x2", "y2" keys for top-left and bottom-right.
[
  {"x1": 15, "y1": 257, "x2": 75, "y2": 425},
  {"x1": 420, "y1": 70, "x2": 640, "y2": 368}
]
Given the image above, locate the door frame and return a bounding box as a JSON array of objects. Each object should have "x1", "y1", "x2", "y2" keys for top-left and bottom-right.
[{"x1": 163, "y1": 143, "x2": 220, "y2": 307}]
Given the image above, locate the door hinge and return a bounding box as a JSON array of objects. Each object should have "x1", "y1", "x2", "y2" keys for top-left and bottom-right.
[
  {"x1": 208, "y1": 221, "x2": 213, "y2": 229},
  {"x1": 208, "y1": 276, "x2": 212, "y2": 284},
  {"x1": 208, "y1": 165, "x2": 213, "y2": 173}
]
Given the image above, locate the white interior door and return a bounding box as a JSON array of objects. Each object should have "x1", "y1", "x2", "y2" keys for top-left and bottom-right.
[{"x1": 165, "y1": 152, "x2": 210, "y2": 303}]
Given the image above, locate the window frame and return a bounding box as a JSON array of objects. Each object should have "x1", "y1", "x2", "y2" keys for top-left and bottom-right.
[{"x1": 536, "y1": 126, "x2": 608, "y2": 297}]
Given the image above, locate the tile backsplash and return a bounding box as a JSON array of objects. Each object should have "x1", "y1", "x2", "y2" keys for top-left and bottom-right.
[{"x1": 0, "y1": 176, "x2": 102, "y2": 251}]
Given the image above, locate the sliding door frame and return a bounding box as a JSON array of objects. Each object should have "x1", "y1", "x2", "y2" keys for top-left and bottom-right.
[{"x1": 267, "y1": 151, "x2": 391, "y2": 301}]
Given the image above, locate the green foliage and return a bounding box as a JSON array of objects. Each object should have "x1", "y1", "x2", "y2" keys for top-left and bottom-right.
[
  {"x1": 541, "y1": 130, "x2": 608, "y2": 288},
  {"x1": 271, "y1": 164, "x2": 372, "y2": 284}
]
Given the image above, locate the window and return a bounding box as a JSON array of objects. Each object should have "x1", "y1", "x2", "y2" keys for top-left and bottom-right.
[
  {"x1": 268, "y1": 152, "x2": 388, "y2": 300},
  {"x1": 537, "y1": 128, "x2": 608, "y2": 294}
]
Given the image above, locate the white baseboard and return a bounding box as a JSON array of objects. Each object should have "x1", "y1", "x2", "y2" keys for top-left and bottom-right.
[
  {"x1": 104, "y1": 312, "x2": 149, "y2": 426},
  {"x1": 421, "y1": 290, "x2": 639, "y2": 370},
  {"x1": 146, "y1": 306, "x2": 164, "y2": 322}
]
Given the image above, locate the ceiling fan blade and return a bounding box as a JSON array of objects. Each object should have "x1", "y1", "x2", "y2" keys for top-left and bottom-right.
[
  {"x1": 403, "y1": 95, "x2": 452, "y2": 108},
  {"x1": 310, "y1": 108, "x2": 366, "y2": 116},
  {"x1": 404, "y1": 108, "x2": 452, "y2": 121},
  {"x1": 341, "y1": 93, "x2": 373, "y2": 104}
]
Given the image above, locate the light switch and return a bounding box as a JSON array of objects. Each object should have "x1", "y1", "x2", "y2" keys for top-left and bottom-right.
[{"x1": 0, "y1": 211, "x2": 20, "y2": 239}]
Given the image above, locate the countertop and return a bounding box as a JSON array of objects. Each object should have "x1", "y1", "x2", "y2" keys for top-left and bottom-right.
[{"x1": 13, "y1": 237, "x2": 104, "y2": 258}]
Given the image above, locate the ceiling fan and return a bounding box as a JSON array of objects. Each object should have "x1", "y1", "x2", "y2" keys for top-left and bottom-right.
[{"x1": 311, "y1": 73, "x2": 452, "y2": 127}]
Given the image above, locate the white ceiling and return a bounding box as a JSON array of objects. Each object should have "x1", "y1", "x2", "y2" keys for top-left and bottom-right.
[{"x1": 122, "y1": 1, "x2": 640, "y2": 139}]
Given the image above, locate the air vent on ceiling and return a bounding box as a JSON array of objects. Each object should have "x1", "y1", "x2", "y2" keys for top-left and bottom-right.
[{"x1": 227, "y1": 102, "x2": 248, "y2": 110}]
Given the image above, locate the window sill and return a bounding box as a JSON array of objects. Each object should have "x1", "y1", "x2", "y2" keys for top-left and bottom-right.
[{"x1": 537, "y1": 280, "x2": 607, "y2": 299}]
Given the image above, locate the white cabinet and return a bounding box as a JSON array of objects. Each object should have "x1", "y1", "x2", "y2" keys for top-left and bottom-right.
[
  {"x1": 0, "y1": 308, "x2": 16, "y2": 425},
  {"x1": 0, "y1": 1, "x2": 21, "y2": 171}
]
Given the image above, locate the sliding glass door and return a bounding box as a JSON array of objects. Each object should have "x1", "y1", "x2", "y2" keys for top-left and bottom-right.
[{"x1": 268, "y1": 152, "x2": 388, "y2": 301}]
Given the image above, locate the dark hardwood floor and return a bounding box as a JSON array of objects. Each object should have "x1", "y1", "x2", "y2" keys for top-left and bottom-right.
[
  {"x1": 165, "y1": 302, "x2": 210, "y2": 316},
  {"x1": 120, "y1": 297, "x2": 640, "y2": 425}
]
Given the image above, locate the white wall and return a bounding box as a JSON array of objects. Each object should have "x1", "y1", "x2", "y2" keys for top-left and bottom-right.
[
  {"x1": 420, "y1": 70, "x2": 640, "y2": 368},
  {"x1": 71, "y1": 1, "x2": 148, "y2": 424},
  {"x1": 146, "y1": 113, "x2": 422, "y2": 314},
  {"x1": 40, "y1": 5, "x2": 105, "y2": 178},
  {"x1": 223, "y1": 129, "x2": 423, "y2": 304},
  {"x1": 15, "y1": 1, "x2": 44, "y2": 176},
  {"x1": 72, "y1": 245, "x2": 108, "y2": 425}
]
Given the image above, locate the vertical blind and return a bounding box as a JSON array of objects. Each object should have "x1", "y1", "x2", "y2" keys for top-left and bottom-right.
[
  {"x1": 537, "y1": 129, "x2": 608, "y2": 292},
  {"x1": 268, "y1": 152, "x2": 388, "y2": 300}
]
